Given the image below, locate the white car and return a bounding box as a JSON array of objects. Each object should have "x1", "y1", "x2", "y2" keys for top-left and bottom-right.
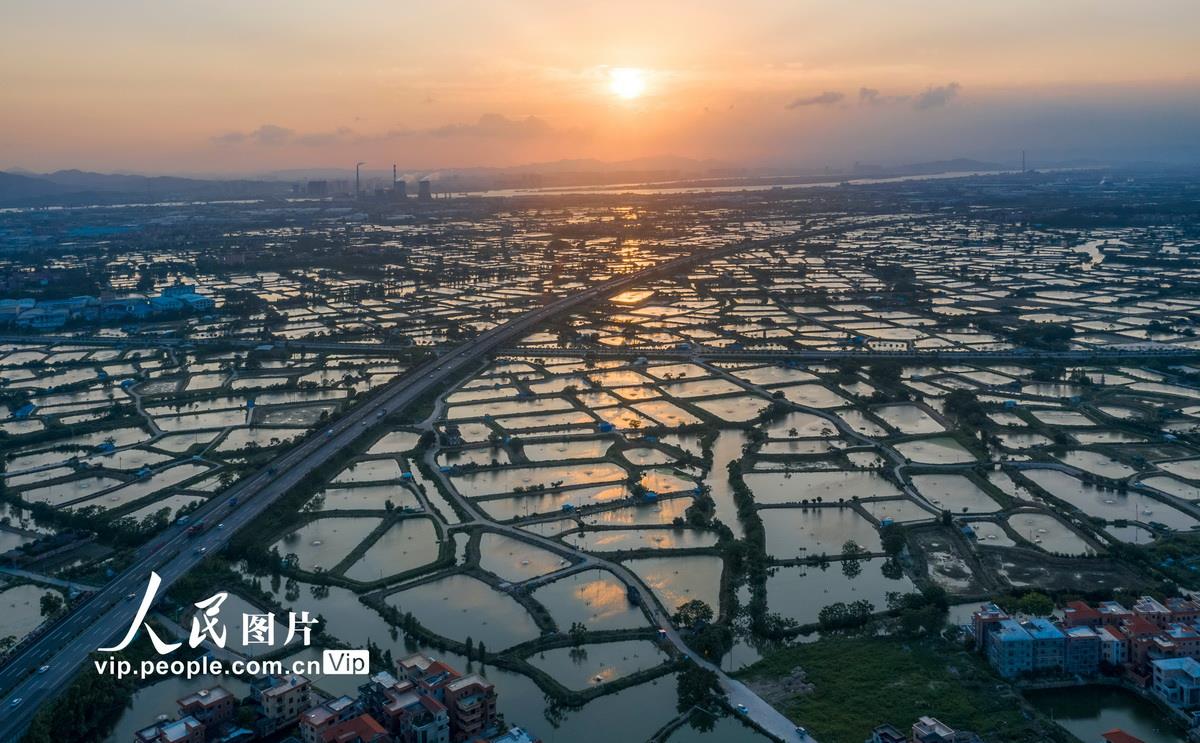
[
  {"x1": 9, "y1": 697, "x2": 22, "y2": 707},
  {"x1": 37, "y1": 665, "x2": 49, "y2": 674},
  {"x1": 735, "y1": 704, "x2": 748, "y2": 714}
]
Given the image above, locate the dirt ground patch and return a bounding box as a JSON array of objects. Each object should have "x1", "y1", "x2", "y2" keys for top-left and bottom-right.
[{"x1": 978, "y1": 547, "x2": 1152, "y2": 593}]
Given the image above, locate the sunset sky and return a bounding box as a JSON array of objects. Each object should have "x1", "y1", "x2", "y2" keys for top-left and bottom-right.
[{"x1": 3, "y1": 0, "x2": 1199, "y2": 174}]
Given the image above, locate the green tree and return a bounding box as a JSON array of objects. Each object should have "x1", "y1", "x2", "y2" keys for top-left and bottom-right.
[
  {"x1": 672, "y1": 599, "x2": 714, "y2": 629},
  {"x1": 1016, "y1": 592, "x2": 1055, "y2": 617},
  {"x1": 39, "y1": 591, "x2": 64, "y2": 618},
  {"x1": 817, "y1": 600, "x2": 875, "y2": 631},
  {"x1": 676, "y1": 662, "x2": 721, "y2": 722}
]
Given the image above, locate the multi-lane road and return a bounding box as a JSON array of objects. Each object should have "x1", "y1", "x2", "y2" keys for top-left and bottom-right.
[{"x1": 0, "y1": 230, "x2": 821, "y2": 741}]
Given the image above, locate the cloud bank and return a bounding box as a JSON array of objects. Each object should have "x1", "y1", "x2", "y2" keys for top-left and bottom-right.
[{"x1": 786, "y1": 91, "x2": 845, "y2": 108}]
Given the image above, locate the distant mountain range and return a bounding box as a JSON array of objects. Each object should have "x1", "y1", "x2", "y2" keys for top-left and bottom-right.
[
  {"x1": 0, "y1": 169, "x2": 290, "y2": 206},
  {"x1": 0, "y1": 156, "x2": 1052, "y2": 206}
]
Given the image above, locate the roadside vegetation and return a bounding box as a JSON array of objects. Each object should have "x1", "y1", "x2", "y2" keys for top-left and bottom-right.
[{"x1": 738, "y1": 637, "x2": 1074, "y2": 743}]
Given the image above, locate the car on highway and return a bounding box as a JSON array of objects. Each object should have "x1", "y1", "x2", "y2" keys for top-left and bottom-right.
[
  {"x1": 216, "y1": 522, "x2": 224, "y2": 530},
  {"x1": 125, "y1": 592, "x2": 136, "y2": 601},
  {"x1": 9, "y1": 697, "x2": 22, "y2": 707},
  {"x1": 735, "y1": 704, "x2": 748, "y2": 715},
  {"x1": 194, "y1": 547, "x2": 207, "y2": 555},
  {"x1": 37, "y1": 665, "x2": 49, "y2": 674}
]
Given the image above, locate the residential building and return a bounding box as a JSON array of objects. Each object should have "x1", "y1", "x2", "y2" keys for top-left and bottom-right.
[
  {"x1": 252, "y1": 674, "x2": 312, "y2": 735},
  {"x1": 398, "y1": 654, "x2": 460, "y2": 703},
  {"x1": 320, "y1": 712, "x2": 389, "y2": 743},
  {"x1": 969, "y1": 603, "x2": 1008, "y2": 651},
  {"x1": 300, "y1": 695, "x2": 360, "y2": 743},
  {"x1": 1022, "y1": 618, "x2": 1066, "y2": 671},
  {"x1": 1062, "y1": 600, "x2": 1101, "y2": 628},
  {"x1": 1097, "y1": 601, "x2": 1134, "y2": 626},
  {"x1": 134, "y1": 716, "x2": 206, "y2": 743},
  {"x1": 443, "y1": 674, "x2": 497, "y2": 741},
  {"x1": 1064, "y1": 626, "x2": 1101, "y2": 675},
  {"x1": 395, "y1": 655, "x2": 497, "y2": 741},
  {"x1": 911, "y1": 716, "x2": 957, "y2": 743},
  {"x1": 1163, "y1": 623, "x2": 1200, "y2": 660},
  {"x1": 1133, "y1": 597, "x2": 1172, "y2": 630},
  {"x1": 867, "y1": 725, "x2": 907, "y2": 743},
  {"x1": 1097, "y1": 625, "x2": 1131, "y2": 667},
  {"x1": 987, "y1": 619, "x2": 1033, "y2": 678},
  {"x1": 177, "y1": 686, "x2": 236, "y2": 729},
  {"x1": 1167, "y1": 597, "x2": 1200, "y2": 625},
  {"x1": 360, "y1": 670, "x2": 450, "y2": 743},
  {"x1": 1152, "y1": 657, "x2": 1200, "y2": 709}
]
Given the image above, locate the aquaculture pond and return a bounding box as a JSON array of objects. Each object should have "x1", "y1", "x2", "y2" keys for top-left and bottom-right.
[
  {"x1": 526, "y1": 639, "x2": 669, "y2": 690},
  {"x1": 893, "y1": 436, "x2": 977, "y2": 464},
  {"x1": 532, "y1": 569, "x2": 650, "y2": 632},
  {"x1": 0, "y1": 583, "x2": 56, "y2": 641},
  {"x1": 1006, "y1": 512, "x2": 1095, "y2": 555},
  {"x1": 343, "y1": 517, "x2": 440, "y2": 582},
  {"x1": 910, "y1": 474, "x2": 1002, "y2": 514},
  {"x1": 1023, "y1": 469, "x2": 1198, "y2": 530},
  {"x1": 744, "y1": 470, "x2": 900, "y2": 505},
  {"x1": 760, "y1": 506, "x2": 882, "y2": 558},
  {"x1": 564, "y1": 527, "x2": 718, "y2": 552},
  {"x1": 454, "y1": 463, "x2": 627, "y2": 498},
  {"x1": 306, "y1": 484, "x2": 420, "y2": 512},
  {"x1": 272, "y1": 516, "x2": 383, "y2": 571},
  {"x1": 478, "y1": 532, "x2": 566, "y2": 582},
  {"x1": 765, "y1": 558, "x2": 915, "y2": 627},
  {"x1": 623, "y1": 555, "x2": 724, "y2": 614},
  {"x1": 1026, "y1": 686, "x2": 1183, "y2": 743},
  {"x1": 704, "y1": 429, "x2": 751, "y2": 538},
  {"x1": 662, "y1": 714, "x2": 774, "y2": 742},
  {"x1": 384, "y1": 573, "x2": 542, "y2": 650}
]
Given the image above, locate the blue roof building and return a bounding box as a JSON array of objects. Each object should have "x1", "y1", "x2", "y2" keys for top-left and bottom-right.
[
  {"x1": 987, "y1": 619, "x2": 1033, "y2": 678},
  {"x1": 1022, "y1": 617, "x2": 1066, "y2": 671}
]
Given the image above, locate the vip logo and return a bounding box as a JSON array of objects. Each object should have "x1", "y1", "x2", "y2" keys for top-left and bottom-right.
[{"x1": 322, "y1": 649, "x2": 370, "y2": 675}]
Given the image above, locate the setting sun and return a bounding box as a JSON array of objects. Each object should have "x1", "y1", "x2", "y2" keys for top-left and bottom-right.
[{"x1": 608, "y1": 67, "x2": 647, "y2": 100}]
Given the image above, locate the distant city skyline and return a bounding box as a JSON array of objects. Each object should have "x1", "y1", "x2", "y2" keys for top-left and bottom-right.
[{"x1": 3, "y1": 0, "x2": 1199, "y2": 173}]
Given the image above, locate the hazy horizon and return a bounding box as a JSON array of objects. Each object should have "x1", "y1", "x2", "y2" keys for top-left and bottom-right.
[{"x1": 4, "y1": 0, "x2": 1200, "y2": 175}]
